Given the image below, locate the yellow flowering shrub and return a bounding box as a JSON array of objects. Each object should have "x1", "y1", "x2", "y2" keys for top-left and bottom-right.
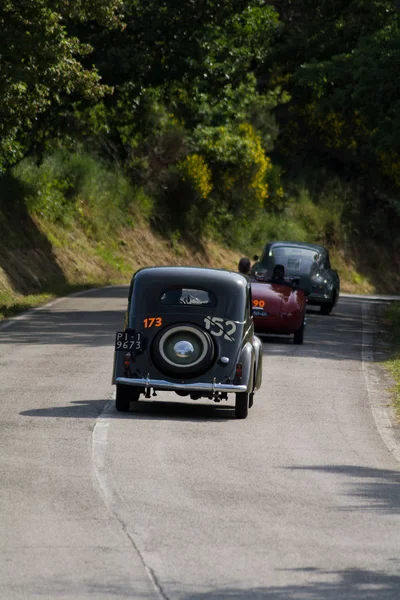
[
  {"x1": 194, "y1": 122, "x2": 273, "y2": 209},
  {"x1": 238, "y1": 123, "x2": 272, "y2": 205},
  {"x1": 178, "y1": 154, "x2": 213, "y2": 199}
]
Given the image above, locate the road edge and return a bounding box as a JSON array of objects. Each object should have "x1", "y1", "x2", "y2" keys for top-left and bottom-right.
[
  {"x1": 0, "y1": 285, "x2": 125, "y2": 332},
  {"x1": 362, "y1": 301, "x2": 400, "y2": 464}
]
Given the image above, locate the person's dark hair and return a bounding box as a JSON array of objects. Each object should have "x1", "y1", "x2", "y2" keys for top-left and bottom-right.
[
  {"x1": 238, "y1": 257, "x2": 251, "y2": 275},
  {"x1": 273, "y1": 264, "x2": 285, "y2": 276}
]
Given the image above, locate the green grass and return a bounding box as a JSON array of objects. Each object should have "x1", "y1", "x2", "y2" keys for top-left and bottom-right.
[
  {"x1": 0, "y1": 292, "x2": 54, "y2": 320},
  {"x1": 11, "y1": 144, "x2": 149, "y2": 241},
  {"x1": 383, "y1": 302, "x2": 400, "y2": 418}
]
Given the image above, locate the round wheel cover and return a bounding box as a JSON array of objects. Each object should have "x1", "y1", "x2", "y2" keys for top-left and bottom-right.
[{"x1": 152, "y1": 324, "x2": 215, "y2": 377}]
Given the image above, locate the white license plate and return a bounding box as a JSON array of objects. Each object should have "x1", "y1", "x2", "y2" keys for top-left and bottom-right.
[{"x1": 115, "y1": 331, "x2": 143, "y2": 351}]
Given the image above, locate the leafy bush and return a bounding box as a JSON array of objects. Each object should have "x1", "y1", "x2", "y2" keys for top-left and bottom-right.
[
  {"x1": 227, "y1": 171, "x2": 349, "y2": 256},
  {"x1": 12, "y1": 145, "x2": 150, "y2": 239},
  {"x1": 226, "y1": 208, "x2": 308, "y2": 255},
  {"x1": 193, "y1": 122, "x2": 273, "y2": 211},
  {"x1": 178, "y1": 154, "x2": 213, "y2": 200},
  {"x1": 13, "y1": 151, "x2": 75, "y2": 222}
]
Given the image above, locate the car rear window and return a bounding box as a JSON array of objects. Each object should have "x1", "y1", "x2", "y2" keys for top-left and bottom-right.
[
  {"x1": 160, "y1": 288, "x2": 217, "y2": 307},
  {"x1": 263, "y1": 247, "x2": 321, "y2": 274}
]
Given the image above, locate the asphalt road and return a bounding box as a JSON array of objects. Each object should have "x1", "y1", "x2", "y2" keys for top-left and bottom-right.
[{"x1": 1, "y1": 288, "x2": 400, "y2": 599}]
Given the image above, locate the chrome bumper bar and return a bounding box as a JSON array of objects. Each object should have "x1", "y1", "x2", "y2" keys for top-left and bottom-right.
[{"x1": 115, "y1": 376, "x2": 247, "y2": 393}]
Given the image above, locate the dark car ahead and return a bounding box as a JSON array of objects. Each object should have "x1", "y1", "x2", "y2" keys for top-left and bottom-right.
[
  {"x1": 112, "y1": 266, "x2": 263, "y2": 419},
  {"x1": 252, "y1": 241, "x2": 340, "y2": 314}
]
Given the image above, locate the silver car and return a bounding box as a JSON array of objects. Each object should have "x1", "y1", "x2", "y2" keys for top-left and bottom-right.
[{"x1": 252, "y1": 241, "x2": 340, "y2": 315}]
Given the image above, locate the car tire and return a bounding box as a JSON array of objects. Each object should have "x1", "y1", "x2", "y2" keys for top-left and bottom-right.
[
  {"x1": 248, "y1": 391, "x2": 254, "y2": 409},
  {"x1": 116, "y1": 384, "x2": 140, "y2": 412},
  {"x1": 320, "y1": 292, "x2": 336, "y2": 315},
  {"x1": 293, "y1": 319, "x2": 305, "y2": 345},
  {"x1": 248, "y1": 368, "x2": 256, "y2": 408},
  {"x1": 152, "y1": 323, "x2": 215, "y2": 378},
  {"x1": 320, "y1": 303, "x2": 333, "y2": 315},
  {"x1": 235, "y1": 392, "x2": 249, "y2": 419}
]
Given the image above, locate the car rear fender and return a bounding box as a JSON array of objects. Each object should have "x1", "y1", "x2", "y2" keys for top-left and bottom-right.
[
  {"x1": 237, "y1": 342, "x2": 255, "y2": 392},
  {"x1": 251, "y1": 282, "x2": 283, "y2": 317},
  {"x1": 253, "y1": 336, "x2": 263, "y2": 391},
  {"x1": 112, "y1": 349, "x2": 124, "y2": 384}
]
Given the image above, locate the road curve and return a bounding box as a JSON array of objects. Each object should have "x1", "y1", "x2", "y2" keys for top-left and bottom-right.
[{"x1": 1, "y1": 288, "x2": 400, "y2": 599}]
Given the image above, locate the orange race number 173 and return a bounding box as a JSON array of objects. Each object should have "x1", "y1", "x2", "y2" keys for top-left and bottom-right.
[{"x1": 143, "y1": 317, "x2": 163, "y2": 328}]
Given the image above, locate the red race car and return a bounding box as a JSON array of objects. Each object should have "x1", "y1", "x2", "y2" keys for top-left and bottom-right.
[{"x1": 251, "y1": 280, "x2": 307, "y2": 344}]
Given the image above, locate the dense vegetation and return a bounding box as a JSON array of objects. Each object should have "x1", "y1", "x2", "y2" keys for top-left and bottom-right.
[{"x1": 1, "y1": 0, "x2": 399, "y2": 286}]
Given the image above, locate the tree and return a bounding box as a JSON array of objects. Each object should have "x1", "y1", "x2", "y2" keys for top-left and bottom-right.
[
  {"x1": 90, "y1": 0, "x2": 279, "y2": 92},
  {"x1": 0, "y1": 0, "x2": 122, "y2": 172},
  {"x1": 267, "y1": 1, "x2": 400, "y2": 170}
]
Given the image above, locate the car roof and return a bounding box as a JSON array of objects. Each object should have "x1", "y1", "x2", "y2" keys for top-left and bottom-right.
[
  {"x1": 266, "y1": 241, "x2": 327, "y2": 253},
  {"x1": 129, "y1": 266, "x2": 249, "y2": 303},
  {"x1": 131, "y1": 265, "x2": 248, "y2": 287},
  {"x1": 128, "y1": 266, "x2": 250, "y2": 320}
]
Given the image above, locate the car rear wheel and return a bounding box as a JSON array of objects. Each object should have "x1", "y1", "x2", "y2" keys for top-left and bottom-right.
[
  {"x1": 116, "y1": 384, "x2": 140, "y2": 412},
  {"x1": 320, "y1": 303, "x2": 333, "y2": 315},
  {"x1": 248, "y1": 368, "x2": 256, "y2": 408},
  {"x1": 248, "y1": 391, "x2": 254, "y2": 409},
  {"x1": 235, "y1": 392, "x2": 249, "y2": 419},
  {"x1": 293, "y1": 319, "x2": 305, "y2": 345},
  {"x1": 152, "y1": 323, "x2": 215, "y2": 378},
  {"x1": 320, "y1": 292, "x2": 336, "y2": 315}
]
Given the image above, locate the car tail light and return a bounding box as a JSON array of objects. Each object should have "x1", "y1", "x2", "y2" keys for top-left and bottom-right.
[
  {"x1": 235, "y1": 363, "x2": 243, "y2": 381},
  {"x1": 123, "y1": 353, "x2": 131, "y2": 368}
]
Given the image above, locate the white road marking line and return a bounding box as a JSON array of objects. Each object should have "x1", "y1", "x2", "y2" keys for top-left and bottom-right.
[
  {"x1": 91, "y1": 394, "x2": 169, "y2": 600},
  {"x1": 91, "y1": 400, "x2": 114, "y2": 507},
  {"x1": 361, "y1": 302, "x2": 400, "y2": 463}
]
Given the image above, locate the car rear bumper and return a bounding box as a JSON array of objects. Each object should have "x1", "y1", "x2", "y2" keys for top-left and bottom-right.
[
  {"x1": 254, "y1": 322, "x2": 296, "y2": 334},
  {"x1": 253, "y1": 315, "x2": 303, "y2": 334},
  {"x1": 115, "y1": 376, "x2": 248, "y2": 393},
  {"x1": 307, "y1": 293, "x2": 332, "y2": 305}
]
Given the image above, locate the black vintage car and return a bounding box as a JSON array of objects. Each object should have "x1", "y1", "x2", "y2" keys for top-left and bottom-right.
[
  {"x1": 252, "y1": 241, "x2": 340, "y2": 315},
  {"x1": 112, "y1": 266, "x2": 263, "y2": 419}
]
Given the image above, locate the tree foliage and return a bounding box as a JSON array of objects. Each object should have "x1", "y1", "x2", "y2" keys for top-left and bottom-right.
[
  {"x1": 269, "y1": 1, "x2": 400, "y2": 168},
  {"x1": 0, "y1": 0, "x2": 122, "y2": 171},
  {"x1": 90, "y1": 0, "x2": 278, "y2": 90},
  {"x1": 2, "y1": 0, "x2": 399, "y2": 244}
]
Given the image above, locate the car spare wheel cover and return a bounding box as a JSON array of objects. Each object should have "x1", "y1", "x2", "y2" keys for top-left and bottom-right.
[{"x1": 152, "y1": 323, "x2": 215, "y2": 377}]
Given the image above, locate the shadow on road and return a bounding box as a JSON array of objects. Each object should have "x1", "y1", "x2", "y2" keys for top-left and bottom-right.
[
  {"x1": 184, "y1": 567, "x2": 400, "y2": 599},
  {"x1": 117, "y1": 398, "x2": 235, "y2": 421},
  {"x1": 259, "y1": 296, "x2": 390, "y2": 363},
  {"x1": 2, "y1": 295, "x2": 390, "y2": 365},
  {"x1": 0, "y1": 286, "x2": 130, "y2": 346},
  {"x1": 1, "y1": 309, "x2": 123, "y2": 347},
  {"x1": 20, "y1": 397, "x2": 235, "y2": 422},
  {"x1": 286, "y1": 464, "x2": 400, "y2": 515}
]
